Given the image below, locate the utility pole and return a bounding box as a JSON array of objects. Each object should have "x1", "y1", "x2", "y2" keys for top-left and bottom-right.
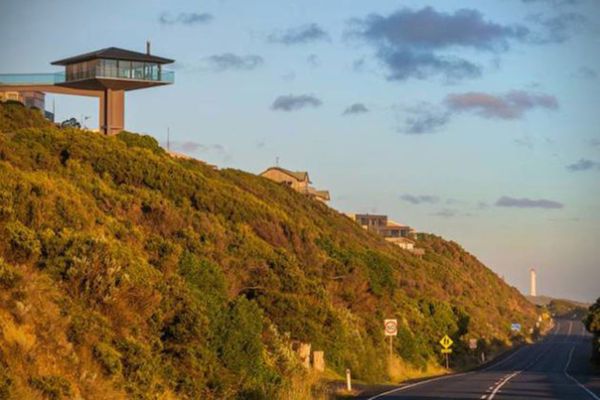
[{"x1": 167, "y1": 127, "x2": 170, "y2": 151}]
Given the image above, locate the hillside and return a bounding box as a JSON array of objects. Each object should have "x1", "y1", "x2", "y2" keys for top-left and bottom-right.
[{"x1": 0, "y1": 102, "x2": 537, "y2": 399}]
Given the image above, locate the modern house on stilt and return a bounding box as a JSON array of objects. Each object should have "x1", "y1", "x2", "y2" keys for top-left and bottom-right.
[{"x1": 0, "y1": 43, "x2": 174, "y2": 135}]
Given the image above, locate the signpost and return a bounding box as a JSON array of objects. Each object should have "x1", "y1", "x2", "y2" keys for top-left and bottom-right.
[
  {"x1": 469, "y1": 338, "x2": 477, "y2": 350},
  {"x1": 384, "y1": 319, "x2": 398, "y2": 358},
  {"x1": 439, "y1": 335, "x2": 454, "y2": 369}
]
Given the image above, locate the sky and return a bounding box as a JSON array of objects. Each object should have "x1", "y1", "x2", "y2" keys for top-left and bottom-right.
[{"x1": 1, "y1": 0, "x2": 599, "y2": 302}]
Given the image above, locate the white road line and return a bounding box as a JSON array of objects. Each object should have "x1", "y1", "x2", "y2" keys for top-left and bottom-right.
[
  {"x1": 567, "y1": 321, "x2": 573, "y2": 341},
  {"x1": 488, "y1": 371, "x2": 522, "y2": 400},
  {"x1": 564, "y1": 346, "x2": 600, "y2": 400},
  {"x1": 366, "y1": 372, "x2": 473, "y2": 400}
]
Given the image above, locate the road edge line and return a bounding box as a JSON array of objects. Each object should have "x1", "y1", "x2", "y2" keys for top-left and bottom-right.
[
  {"x1": 563, "y1": 346, "x2": 600, "y2": 400},
  {"x1": 365, "y1": 372, "x2": 472, "y2": 400}
]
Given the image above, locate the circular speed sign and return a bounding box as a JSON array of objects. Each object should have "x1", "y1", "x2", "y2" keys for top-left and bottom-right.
[{"x1": 384, "y1": 319, "x2": 398, "y2": 337}]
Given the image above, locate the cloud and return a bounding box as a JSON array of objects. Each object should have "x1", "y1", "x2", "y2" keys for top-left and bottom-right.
[
  {"x1": 271, "y1": 94, "x2": 322, "y2": 111},
  {"x1": 268, "y1": 23, "x2": 330, "y2": 45},
  {"x1": 307, "y1": 54, "x2": 321, "y2": 67},
  {"x1": 204, "y1": 53, "x2": 264, "y2": 71},
  {"x1": 400, "y1": 194, "x2": 440, "y2": 205},
  {"x1": 566, "y1": 158, "x2": 600, "y2": 171},
  {"x1": 445, "y1": 90, "x2": 558, "y2": 119},
  {"x1": 159, "y1": 12, "x2": 213, "y2": 25},
  {"x1": 342, "y1": 103, "x2": 369, "y2": 115},
  {"x1": 573, "y1": 66, "x2": 597, "y2": 80},
  {"x1": 521, "y1": 0, "x2": 582, "y2": 6},
  {"x1": 589, "y1": 138, "x2": 600, "y2": 148},
  {"x1": 401, "y1": 103, "x2": 450, "y2": 134},
  {"x1": 348, "y1": 6, "x2": 529, "y2": 81},
  {"x1": 399, "y1": 90, "x2": 558, "y2": 134},
  {"x1": 527, "y1": 12, "x2": 586, "y2": 44},
  {"x1": 514, "y1": 136, "x2": 535, "y2": 150},
  {"x1": 375, "y1": 49, "x2": 482, "y2": 81},
  {"x1": 495, "y1": 196, "x2": 564, "y2": 209},
  {"x1": 430, "y1": 209, "x2": 458, "y2": 217}
]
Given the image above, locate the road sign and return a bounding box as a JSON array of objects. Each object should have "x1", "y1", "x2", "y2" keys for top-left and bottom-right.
[
  {"x1": 511, "y1": 323, "x2": 522, "y2": 332},
  {"x1": 441, "y1": 348, "x2": 453, "y2": 354},
  {"x1": 439, "y1": 335, "x2": 454, "y2": 349},
  {"x1": 384, "y1": 319, "x2": 398, "y2": 337},
  {"x1": 469, "y1": 338, "x2": 477, "y2": 350}
]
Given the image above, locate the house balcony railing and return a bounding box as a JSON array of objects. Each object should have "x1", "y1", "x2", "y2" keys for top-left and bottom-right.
[
  {"x1": 0, "y1": 72, "x2": 66, "y2": 85},
  {"x1": 0, "y1": 69, "x2": 174, "y2": 86}
]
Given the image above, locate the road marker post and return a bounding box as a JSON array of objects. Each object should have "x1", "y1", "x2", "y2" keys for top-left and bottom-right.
[{"x1": 345, "y1": 368, "x2": 352, "y2": 392}]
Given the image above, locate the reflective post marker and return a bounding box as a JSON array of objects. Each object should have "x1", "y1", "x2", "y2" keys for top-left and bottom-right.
[{"x1": 346, "y1": 369, "x2": 352, "y2": 392}]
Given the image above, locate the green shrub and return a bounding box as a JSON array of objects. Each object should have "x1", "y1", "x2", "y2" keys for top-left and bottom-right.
[
  {"x1": 0, "y1": 258, "x2": 22, "y2": 289},
  {"x1": 29, "y1": 375, "x2": 72, "y2": 400},
  {"x1": 585, "y1": 297, "x2": 600, "y2": 364},
  {"x1": 93, "y1": 342, "x2": 123, "y2": 375},
  {"x1": 4, "y1": 221, "x2": 40, "y2": 263},
  {"x1": 116, "y1": 131, "x2": 165, "y2": 155},
  {"x1": 0, "y1": 365, "x2": 12, "y2": 399}
]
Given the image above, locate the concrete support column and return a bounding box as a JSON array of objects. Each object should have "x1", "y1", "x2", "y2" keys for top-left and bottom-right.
[{"x1": 100, "y1": 89, "x2": 125, "y2": 135}]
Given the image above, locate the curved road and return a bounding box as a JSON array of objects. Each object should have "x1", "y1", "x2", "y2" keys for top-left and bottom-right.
[{"x1": 365, "y1": 319, "x2": 600, "y2": 400}]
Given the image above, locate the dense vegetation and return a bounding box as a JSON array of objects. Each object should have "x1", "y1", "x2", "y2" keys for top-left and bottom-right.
[
  {"x1": 0, "y1": 102, "x2": 537, "y2": 399},
  {"x1": 585, "y1": 297, "x2": 600, "y2": 364},
  {"x1": 547, "y1": 299, "x2": 589, "y2": 319}
]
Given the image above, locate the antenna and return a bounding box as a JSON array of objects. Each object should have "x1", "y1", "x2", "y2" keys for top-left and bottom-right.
[{"x1": 276, "y1": 156, "x2": 280, "y2": 166}]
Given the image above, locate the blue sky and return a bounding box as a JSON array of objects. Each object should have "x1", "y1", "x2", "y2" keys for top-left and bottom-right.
[{"x1": 1, "y1": 0, "x2": 599, "y2": 302}]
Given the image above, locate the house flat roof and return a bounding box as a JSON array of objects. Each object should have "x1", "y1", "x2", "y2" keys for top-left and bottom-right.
[{"x1": 51, "y1": 47, "x2": 174, "y2": 66}]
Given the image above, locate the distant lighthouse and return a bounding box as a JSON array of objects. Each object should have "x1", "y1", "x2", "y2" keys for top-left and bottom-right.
[{"x1": 530, "y1": 268, "x2": 537, "y2": 297}]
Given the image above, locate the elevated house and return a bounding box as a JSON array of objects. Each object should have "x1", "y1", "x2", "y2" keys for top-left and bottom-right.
[
  {"x1": 348, "y1": 213, "x2": 424, "y2": 255},
  {"x1": 260, "y1": 166, "x2": 330, "y2": 203},
  {"x1": 0, "y1": 43, "x2": 174, "y2": 135}
]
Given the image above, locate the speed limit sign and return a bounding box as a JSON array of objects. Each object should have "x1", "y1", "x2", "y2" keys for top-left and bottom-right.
[{"x1": 384, "y1": 319, "x2": 398, "y2": 337}]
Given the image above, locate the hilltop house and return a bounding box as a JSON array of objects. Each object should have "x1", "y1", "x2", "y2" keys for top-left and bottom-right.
[
  {"x1": 260, "y1": 166, "x2": 330, "y2": 202},
  {"x1": 0, "y1": 90, "x2": 54, "y2": 121},
  {"x1": 348, "y1": 213, "x2": 424, "y2": 255}
]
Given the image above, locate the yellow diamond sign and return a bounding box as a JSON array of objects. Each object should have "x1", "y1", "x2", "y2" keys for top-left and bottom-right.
[{"x1": 439, "y1": 335, "x2": 453, "y2": 349}]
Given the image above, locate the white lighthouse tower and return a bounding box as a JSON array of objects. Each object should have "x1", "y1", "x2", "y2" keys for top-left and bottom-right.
[{"x1": 530, "y1": 268, "x2": 537, "y2": 297}]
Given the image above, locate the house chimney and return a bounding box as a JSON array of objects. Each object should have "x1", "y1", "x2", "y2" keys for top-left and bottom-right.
[{"x1": 146, "y1": 41, "x2": 151, "y2": 55}]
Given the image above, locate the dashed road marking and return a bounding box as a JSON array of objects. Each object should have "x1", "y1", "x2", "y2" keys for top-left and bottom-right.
[{"x1": 488, "y1": 371, "x2": 522, "y2": 400}]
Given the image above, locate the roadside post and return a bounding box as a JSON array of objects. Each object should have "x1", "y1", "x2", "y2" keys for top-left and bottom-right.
[
  {"x1": 439, "y1": 334, "x2": 454, "y2": 369},
  {"x1": 469, "y1": 338, "x2": 477, "y2": 363},
  {"x1": 345, "y1": 369, "x2": 352, "y2": 392},
  {"x1": 384, "y1": 319, "x2": 398, "y2": 359}
]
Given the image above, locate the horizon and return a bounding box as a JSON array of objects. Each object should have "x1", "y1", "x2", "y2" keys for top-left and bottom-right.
[{"x1": 1, "y1": 0, "x2": 598, "y2": 302}]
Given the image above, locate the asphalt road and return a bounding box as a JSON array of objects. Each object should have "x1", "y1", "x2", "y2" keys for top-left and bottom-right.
[{"x1": 364, "y1": 319, "x2": 600, "y2": 400}]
